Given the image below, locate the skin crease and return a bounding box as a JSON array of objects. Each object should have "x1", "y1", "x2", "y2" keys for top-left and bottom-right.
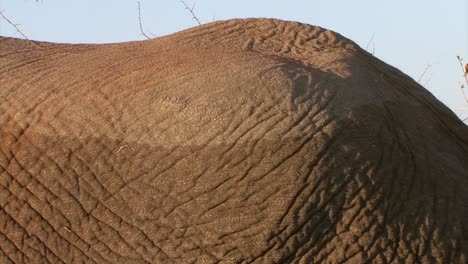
[{"x1": 0, "y1": 18, "x2": 467, "y2": 263}]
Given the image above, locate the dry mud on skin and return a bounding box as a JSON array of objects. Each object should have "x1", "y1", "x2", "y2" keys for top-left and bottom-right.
[{"x1": 0, "y1": 18, "x2": 467, "y2": 264}]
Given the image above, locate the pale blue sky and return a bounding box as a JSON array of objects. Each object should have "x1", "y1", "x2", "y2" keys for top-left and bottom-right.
[{"x1": 1, "y1": 0, "x2": 467, "y2": 119}]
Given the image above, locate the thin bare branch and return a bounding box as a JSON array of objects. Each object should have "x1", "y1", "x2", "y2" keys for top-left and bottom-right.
[
  {"x1": 137, "y1": 1, "x2": 151, "y2": 39},
  {"x1": 0, "y1": 9, "x2": 29, "y2": 40},
  {"x1": 461, "y1": 93, "x2": 468, "y2": 106},
  {"x1": 422, "y1": 73, "x2": 433, "y2": 87},
  {"x1": 365, "y1": 33, "x2": 375, "y2": 51},
  {"x1": 179, "y1": 0, "x2": 201, "y2": 25},
  {"x1": 364, "y1": 33, "x2": 376, "y2": 55},
  {"x1": 417, "y1": 63, "x2": 431, "y2": 83},
  {"x1": 456, "y1": 56, "x2": 468, "y2": 103}
]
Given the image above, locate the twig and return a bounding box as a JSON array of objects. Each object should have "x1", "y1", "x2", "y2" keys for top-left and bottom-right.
[
  {"x1": 365, "y1": 33, "x2": 374, "y2": 50},
  {"x1": 179, "y1": 0, "x2": 201, "y2": 25},
  {"x1": 417, "y1": 63, "x2": 431, "y2": 83},
  {"x1": 365, "y1": 33, "x2": 375, "y2": 55},
  {"x1": 456, "y1": 56, "x2": 468, "y2": 103},
  {"x1": 422, "y1": 73, "x2": 433, "y2": 87},
  {"x1": 0, "y1": 9, "x2": 29, "y2": 40},
  {"x1": 137, "y1": 1, "x2": 151, "y2": 39}
]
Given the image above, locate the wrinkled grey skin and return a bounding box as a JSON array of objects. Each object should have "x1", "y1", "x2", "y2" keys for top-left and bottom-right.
[{"x1": 0, "y1": 18, "x2": 467, "y2": 263}]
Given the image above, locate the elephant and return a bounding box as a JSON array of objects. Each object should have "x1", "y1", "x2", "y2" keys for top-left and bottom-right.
[{"x1": 0, "y1": 18, "x2": 467, "y2": 263}]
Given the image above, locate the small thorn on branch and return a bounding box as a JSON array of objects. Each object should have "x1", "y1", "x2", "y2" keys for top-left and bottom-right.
[
  {"x1": 137, "y1": 1, "x2": 151, "y2": 39},
  {"x1": 0, "y1": 9, "x2": 29, "y2": 40},
  {"x1": 179, "y1": 0, "x2": 202, "y2": 25}
]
